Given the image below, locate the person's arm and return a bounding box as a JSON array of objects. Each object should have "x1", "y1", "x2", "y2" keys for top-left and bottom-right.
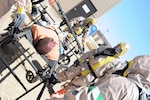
[
  {"x1": 44, "y1": 24, "x2": 56, "y2": 30},
  {"x1": 30, "y1": 24, "x2": 40, "y2": 45},
  {"x1": 56, "y1": 65, "x2": 82, "y2": 82},
  {"x1": 75, "y1": 44, "x2": 121, "y2": 65},
  {"x1": 76, "y1": 46, "x2": 108, "y2": 63},
  {"x1": 93, "y1": 43, "x2": 129, "y2": 57}
]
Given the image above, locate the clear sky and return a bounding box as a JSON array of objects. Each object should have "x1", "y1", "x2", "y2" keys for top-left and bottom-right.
[{"x1": 97, "y1": 0, "x2": 150, "y2": 61}]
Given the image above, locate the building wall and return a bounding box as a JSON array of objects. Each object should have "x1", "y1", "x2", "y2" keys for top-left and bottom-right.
[
  {"x1": 55, "y1": 0, "x2": 122, "y2": 19},
  {"x1": 56, "y1": 0, "x2": 83, "y2": 13},
  {"x1": 91, "y1": 0, "x2": 122, "y2": 18}
]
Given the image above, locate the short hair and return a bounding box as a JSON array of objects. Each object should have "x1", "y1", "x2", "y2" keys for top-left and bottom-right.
[{"x1": 35, "y1": 37, "x2": 54, "y2": 54}]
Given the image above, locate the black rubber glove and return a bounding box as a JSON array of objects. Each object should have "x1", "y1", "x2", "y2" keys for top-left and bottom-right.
[
  {"x1": 74, "y1": 59, "x2": 80, "y2": 65},
  {"x1": 94, "y1": 48, "x2": 117, "y2": 57},
  {"x1": 31, "y1": 5, "x2": 39, "y2": 16}
]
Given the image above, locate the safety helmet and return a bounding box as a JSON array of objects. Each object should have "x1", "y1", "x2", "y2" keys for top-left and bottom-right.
[{"x1": 35, "y1": 37, "x2": 56, "y2": 54}]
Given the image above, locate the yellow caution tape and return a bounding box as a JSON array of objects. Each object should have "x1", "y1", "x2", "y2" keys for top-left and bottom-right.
[{"x1": 123, "y1": 59, "x2": 134, "y2": 77}]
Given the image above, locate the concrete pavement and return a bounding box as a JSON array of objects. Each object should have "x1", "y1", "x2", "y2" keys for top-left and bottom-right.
[{"x1": 0, "y1": 1, "x2": 103, "y2": 100}]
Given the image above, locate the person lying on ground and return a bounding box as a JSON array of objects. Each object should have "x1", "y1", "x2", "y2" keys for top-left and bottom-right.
[{"x1": 30, "y1": 23, "x2": 60, "y2": 66}]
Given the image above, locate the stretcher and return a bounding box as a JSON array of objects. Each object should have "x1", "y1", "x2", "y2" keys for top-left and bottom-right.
[
  {"x1": 0, "y1": 22, "x2": 61, "y2": 99},
  {"x1": 0, "y1": 0, "x2": 84, "y2": 99}
]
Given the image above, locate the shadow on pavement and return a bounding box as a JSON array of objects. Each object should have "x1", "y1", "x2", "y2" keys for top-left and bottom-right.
[{"x1": 0, "y1": 39, "x2": 27, "y2": 84}]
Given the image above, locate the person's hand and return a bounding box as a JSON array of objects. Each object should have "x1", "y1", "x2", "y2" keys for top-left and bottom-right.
[
  {"x1": 50, "y1": 88, "x2": 66, "y2": 99},
  {"x1": 14, "y1": 13, "x2": 25, "y2": 28},
  {"x1": 74, "y1": 59, "x2": 80, "y2": 65},
  {"x1": 14, "y1": 7, "x2": 25, "y2": 28},
  {"x1": 31, "y1": 5, "x2": 39, "y2": 17}
]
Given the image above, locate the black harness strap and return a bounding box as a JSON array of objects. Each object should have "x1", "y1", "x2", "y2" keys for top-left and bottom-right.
[
  {"x1": 87, "y1": 61, "x2": 97, "y2": 80},
  {"x1": 112, "y1": 62, "x2": 129, "y2": 76}
]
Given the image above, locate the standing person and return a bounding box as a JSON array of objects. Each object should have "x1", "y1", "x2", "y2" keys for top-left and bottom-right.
[
  {"x1": 0, "y1": 0, "x2": 31, "y2": 32},
  {"x1": 50, "y1": 42, "x2": 130, "y2": 99},
  {"x1": 13, "y1": 0, "x2": 56, "y2": 28},
  {"x1": 64, "y1": 16, "x2": 96, "y2": 51},
  {"x1": 70, "y1": 16, "x2": 96, "y2": 36},
  {"x1": 0, "y1": 0, "x2": 32, "y2": 30},
  {"x1": 61, "y1": 16, "x2": 96, "y2": 51},
  {"x1": 121, "y1": 55, "x2": 150, "y2": 99},
  {"x1": 62, "y1": 74, "x2": 139, "y2": 100},
  {"x1": 29, "y1": 23, "x2": 60, "y2": 99},
  {"x1": 0, "y1": 0, "x2": 56, "y2": 33}
]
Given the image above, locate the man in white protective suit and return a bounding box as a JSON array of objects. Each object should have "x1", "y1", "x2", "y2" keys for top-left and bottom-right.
[
  {"x1": 0, "y1": 0, "x2": 32, "y2": 32},
  {"x1": 59, "y1": 55, "x2": 150, "y2": 100},
  {"x1": 0, "y1": 0, "x2": 55, "y2": 32},
  {"x1": 122, "y1": 55, "x2": 150, "y2": 100},
  {"x1": 49, "y1": 42, "x2": 141, "y2": 100}
]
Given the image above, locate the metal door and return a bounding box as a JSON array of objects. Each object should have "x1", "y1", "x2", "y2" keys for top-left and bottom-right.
[{"x1": 66, "y1": 0, "x2": 97, "y2": 21}]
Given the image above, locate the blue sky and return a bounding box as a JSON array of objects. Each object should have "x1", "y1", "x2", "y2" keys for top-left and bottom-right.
[{"x1": 97, "y1": 0, "x2": 150, "y2": 61}]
